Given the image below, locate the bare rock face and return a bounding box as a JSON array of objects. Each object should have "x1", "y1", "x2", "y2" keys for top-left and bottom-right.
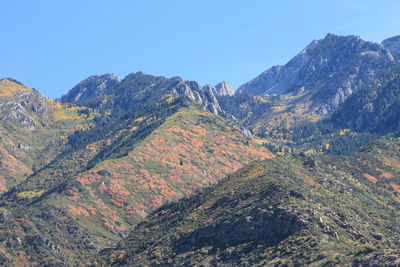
[
  {"x1": 61, "y1": 72, "x2": 226, "y2": 116},
  {"x1": 215, "y1": 81, "x2": 234, "y2": 96},
  {"x1": 236, "y1": 34, "x2": 396, "y2": 117},
  {"x1": 201, "y1": 84, "x2": 223, "y2": 115},
  {"x1": 382, "y1": 35, "x2": 400, "y2": 56},
  {"x1": 0, "y1": 79, "x2": 52, "y2": 130},
  {"x1": 59, "y1": 74, "x2": 121, "y2": 106}
]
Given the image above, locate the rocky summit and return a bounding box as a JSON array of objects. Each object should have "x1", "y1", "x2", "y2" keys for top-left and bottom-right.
[{"x1": 236, "y1": 34, "x2": 395, "y2": 117}]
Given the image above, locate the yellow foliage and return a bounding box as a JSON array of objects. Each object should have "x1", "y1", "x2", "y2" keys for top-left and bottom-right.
[
  {"x1": 339, "y1": 129, "x2": 351, "y2": 135},
  {"x1": 252, "y1": 137, "x2": 267, "y2": 145},
  {"x1": 309, "y1": 115, "x2": 321, "y2": 123},
  {"x1": 0, "y1": 79, "x2": 32, "y2": 97},
  {"x1": 253, "y1": 96, "x2": 270, "y2": 103},
  {"x1": 52, "y1": 111, "x2": 77, "y2": 121},
  {"x1": 305, "y1": 149, "x2": 317, "y2": 155},
  {"x1": 17, "y1": 190, "x2": 45, "y2": 199},
  {"x1": 134, "y1": 116, "x2": 146, "y2": 123},
  {"x1": 131, "y1": 126, "x2": 139, "y2": 132},
  {"x1": 165, "y1": 96, "x2": 175, "y2": 104},
  {"x1": 46, "y1": 99, "x2": 63, "y2": 109},
  {"x1": 324, "y1": 143, "x2": 330, "y2": 150}
]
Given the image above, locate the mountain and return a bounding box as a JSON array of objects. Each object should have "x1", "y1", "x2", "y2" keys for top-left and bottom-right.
[
  {"x1": 215, "y1": 34, "x2": 400, "y2": 156},
  {"x1": 237, "y1": 34, "x2": 394, "y2": 115},
  {"x1": 230, "y1": 34, "x2": 396, "y2": 133},
  {"x1": 99, "y1": 138, "x2": 400, "y2": 266},
  {"x1": 60, "y1": 72, "x2": 231, "y2": 116},
  {"x1": 382, "y1": 35, "x2": 400, "y2": 57},
  {"x1": 329, "y1": 71, "x2": 400, "y2": 134},
  {"x1": 59, "y1": 74, "x2": 121, "y2": 106},
  {"x1": 1, "y1": 32, "x2": 400, "y2": 266},
  {"x1": 214, "y1": 81, "x2": 234, "y2": 96},
  {"x1": 0, "y1": 91, "x2": 272, "y2": 265},
  {"x1": 0, "y1": 78, "x2": 90, "y2": 192}
]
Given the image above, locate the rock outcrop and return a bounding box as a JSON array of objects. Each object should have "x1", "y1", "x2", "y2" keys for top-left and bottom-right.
[
  {"x1": 60, "y1": 72, "x2": 230, "y2": 116},
  {"x1": 215, "y1": 81, "x2": 234, "y2": 96},
  {"x1": 236, "y1": 34, "x2": 395, "y2": 116}
]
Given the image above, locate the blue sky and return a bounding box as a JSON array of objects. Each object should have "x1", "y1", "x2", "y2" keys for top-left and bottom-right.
[{"x1": 1, "y1": 0, "x2": 400, "y2": 98}]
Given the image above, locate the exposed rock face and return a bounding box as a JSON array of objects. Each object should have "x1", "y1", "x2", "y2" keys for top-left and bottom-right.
[
  {"x1": 215, "y1": 81, "x2": 234, "y2": 96},
  {"x1": 0, "y1": 79, "x2": 51, "y2": 130},
  {"x1": 201, "y1": 84, "x2": 223, "y2": 114},
  {"x1": 61, "y1": 72, "x2": 228, "y2": 116},
  {"x1": 382, "y1": 35, "x2": 400, "y2": 56},
  {"x1": 59, "y1": 74, "x2": 121, "y2": 106},
  {"x1": 236, "y1": 39, "x2": 320, "y2": 96},
  {"x1": 236, "y1": 34, "x2": 395, "y2": 116}
]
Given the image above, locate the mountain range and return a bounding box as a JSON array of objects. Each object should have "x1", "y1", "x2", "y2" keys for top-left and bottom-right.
[{"x1": 0, "y1": 33, "x2": 399, "y2": 266}]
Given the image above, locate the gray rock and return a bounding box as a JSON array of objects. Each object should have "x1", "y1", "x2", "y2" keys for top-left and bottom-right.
[
  {"x1": 382, "y1": 35, "x2": 400, "y2": 55},
  {"x1": 61, "y1": 72, "x2": 227, "y2": 116},
  {"x1": 236, "y1": 33, "x2": 395, "y2": 117},
  {"x1": 59, "y1": 74, "x2": 121, "y2": 105},
  {"x1": 215, "y1": 81, "x2": 234, "y2": 96}
]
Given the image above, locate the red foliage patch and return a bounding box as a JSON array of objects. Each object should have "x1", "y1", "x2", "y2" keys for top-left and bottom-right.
[
  {"x1": 363, "y1": 173, "x2": 378, "y2": 184},
  {"x1": 390, "y1": 183, "x2": 400, "y2": 193}
]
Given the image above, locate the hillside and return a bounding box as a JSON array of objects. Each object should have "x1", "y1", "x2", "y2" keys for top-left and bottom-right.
[
  {"x1": 1, "y1": 33, "x2": 400, "y2": 266},
  {"x1": 215, "y1": 34, "x2": 400, "y2": 156},
  {"x1": 219, "y1": 34, "x2": 397, "y2": 132},
  {"x1": 100, "y1": 139, "x2": 400, "y2": 266},
  {"x1": 0, "y1": 78, "x2": 91, "y2": 192},
  {"x1": 0, "y1": 96, "x2": 272, "y2": 265}
]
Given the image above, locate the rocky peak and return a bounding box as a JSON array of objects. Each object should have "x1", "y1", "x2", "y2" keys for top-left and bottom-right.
[
  {"x1": 61, "y1": 72, "x2": 227, "y2": 116},
  {"x1": 0, "y1": 78, "x2": 53, "y2": 130},
  {"x1": 382, "y1": 35, "x2": 400, "y2": 56},
  {"x1": 0, "y1": 78, "x2": 34, "y2": 97},
  {"x1": 201, "y1": 84, "x2": 223, "y2": 115},
  {"x1": 59, "y1": 73, "x2": 121, "y2": 106},
  {"x1": 215, "y1": 81, "x2": 234, "y2": 96},
  {"x1": 235, "y1": 33, "x2": 395, "y2": 117}
]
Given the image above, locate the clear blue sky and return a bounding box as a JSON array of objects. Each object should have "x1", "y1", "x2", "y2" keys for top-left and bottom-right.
[{"x1": 1, "y1": 0, "x2": 400, "y2": 98}]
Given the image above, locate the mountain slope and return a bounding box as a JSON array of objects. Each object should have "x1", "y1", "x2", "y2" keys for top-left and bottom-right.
[
  {"x1": 0, "y1": 96, "x2": 272, "y2": 265},
  {"x1": 0, "y1": 78, "x2": 91, "y2": 192},
  {"x1": 100, "y1": 139, "x2": 400, "y2": 266},
  {"x1": 230, "y1": 34, "x2": 396, "y2": 132},
  {"x1": 329, "y1": 71, "x2": 400, "y2": 134},
  {"x1": 59, "y1": 74, "x2": 121, "y2": 106}
]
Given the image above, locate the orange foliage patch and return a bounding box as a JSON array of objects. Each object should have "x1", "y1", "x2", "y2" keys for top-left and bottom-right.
[
  {"x1": 376, "y1": 168, "x2": 394, "y2": 179},
  {"x1": 363, "y1": 173, "x2": 378, "y2": 184},
  {"x1": 382, "y1": 159, "x2": 400, "y2": 169},
  {"x1": 67, "y1": 204, "x2": 90, "y2": 216},
  {"x1": 390, "y1": 183, "x2": 400, "y2": 193},
  {"x1": 67, "y1": 107, "x2": 275, "y2": 238}
]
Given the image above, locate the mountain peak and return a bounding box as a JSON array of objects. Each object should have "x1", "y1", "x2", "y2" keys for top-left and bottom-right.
[
  {"x1": 0, "y1": 78, "x2": 34, "y2": 97},
  {"x1": 215, "y1": 81, "x2": 234, "y2": 96},
  {"x1": 59, "y1": 73, "x2": 121, "y2": 104},
  {"x1": 236, "y1": 33, "x2": 394, "y2": 117},
  {"x1": 382, "y1": 35, "x2": 400, "y2": 55},
  {"x1": 324, "y1": 33, "x2": 361, "y2": 40}
]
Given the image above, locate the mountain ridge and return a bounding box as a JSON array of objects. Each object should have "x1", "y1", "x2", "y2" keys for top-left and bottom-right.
[{"x1": 1, "y1": 32, "x2": 400, "y2": 266}]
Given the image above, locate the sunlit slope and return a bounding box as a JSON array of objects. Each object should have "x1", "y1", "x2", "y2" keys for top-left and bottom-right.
[
  {"x1": 101, "y1": 139, "x2": 400, "y2": 266},
  {"x1": 0, "y1": 78, "x2": 90, "y2": 191},
  {"x1": 0, "y1": 99, "x2": 272, "y2": 266}
]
